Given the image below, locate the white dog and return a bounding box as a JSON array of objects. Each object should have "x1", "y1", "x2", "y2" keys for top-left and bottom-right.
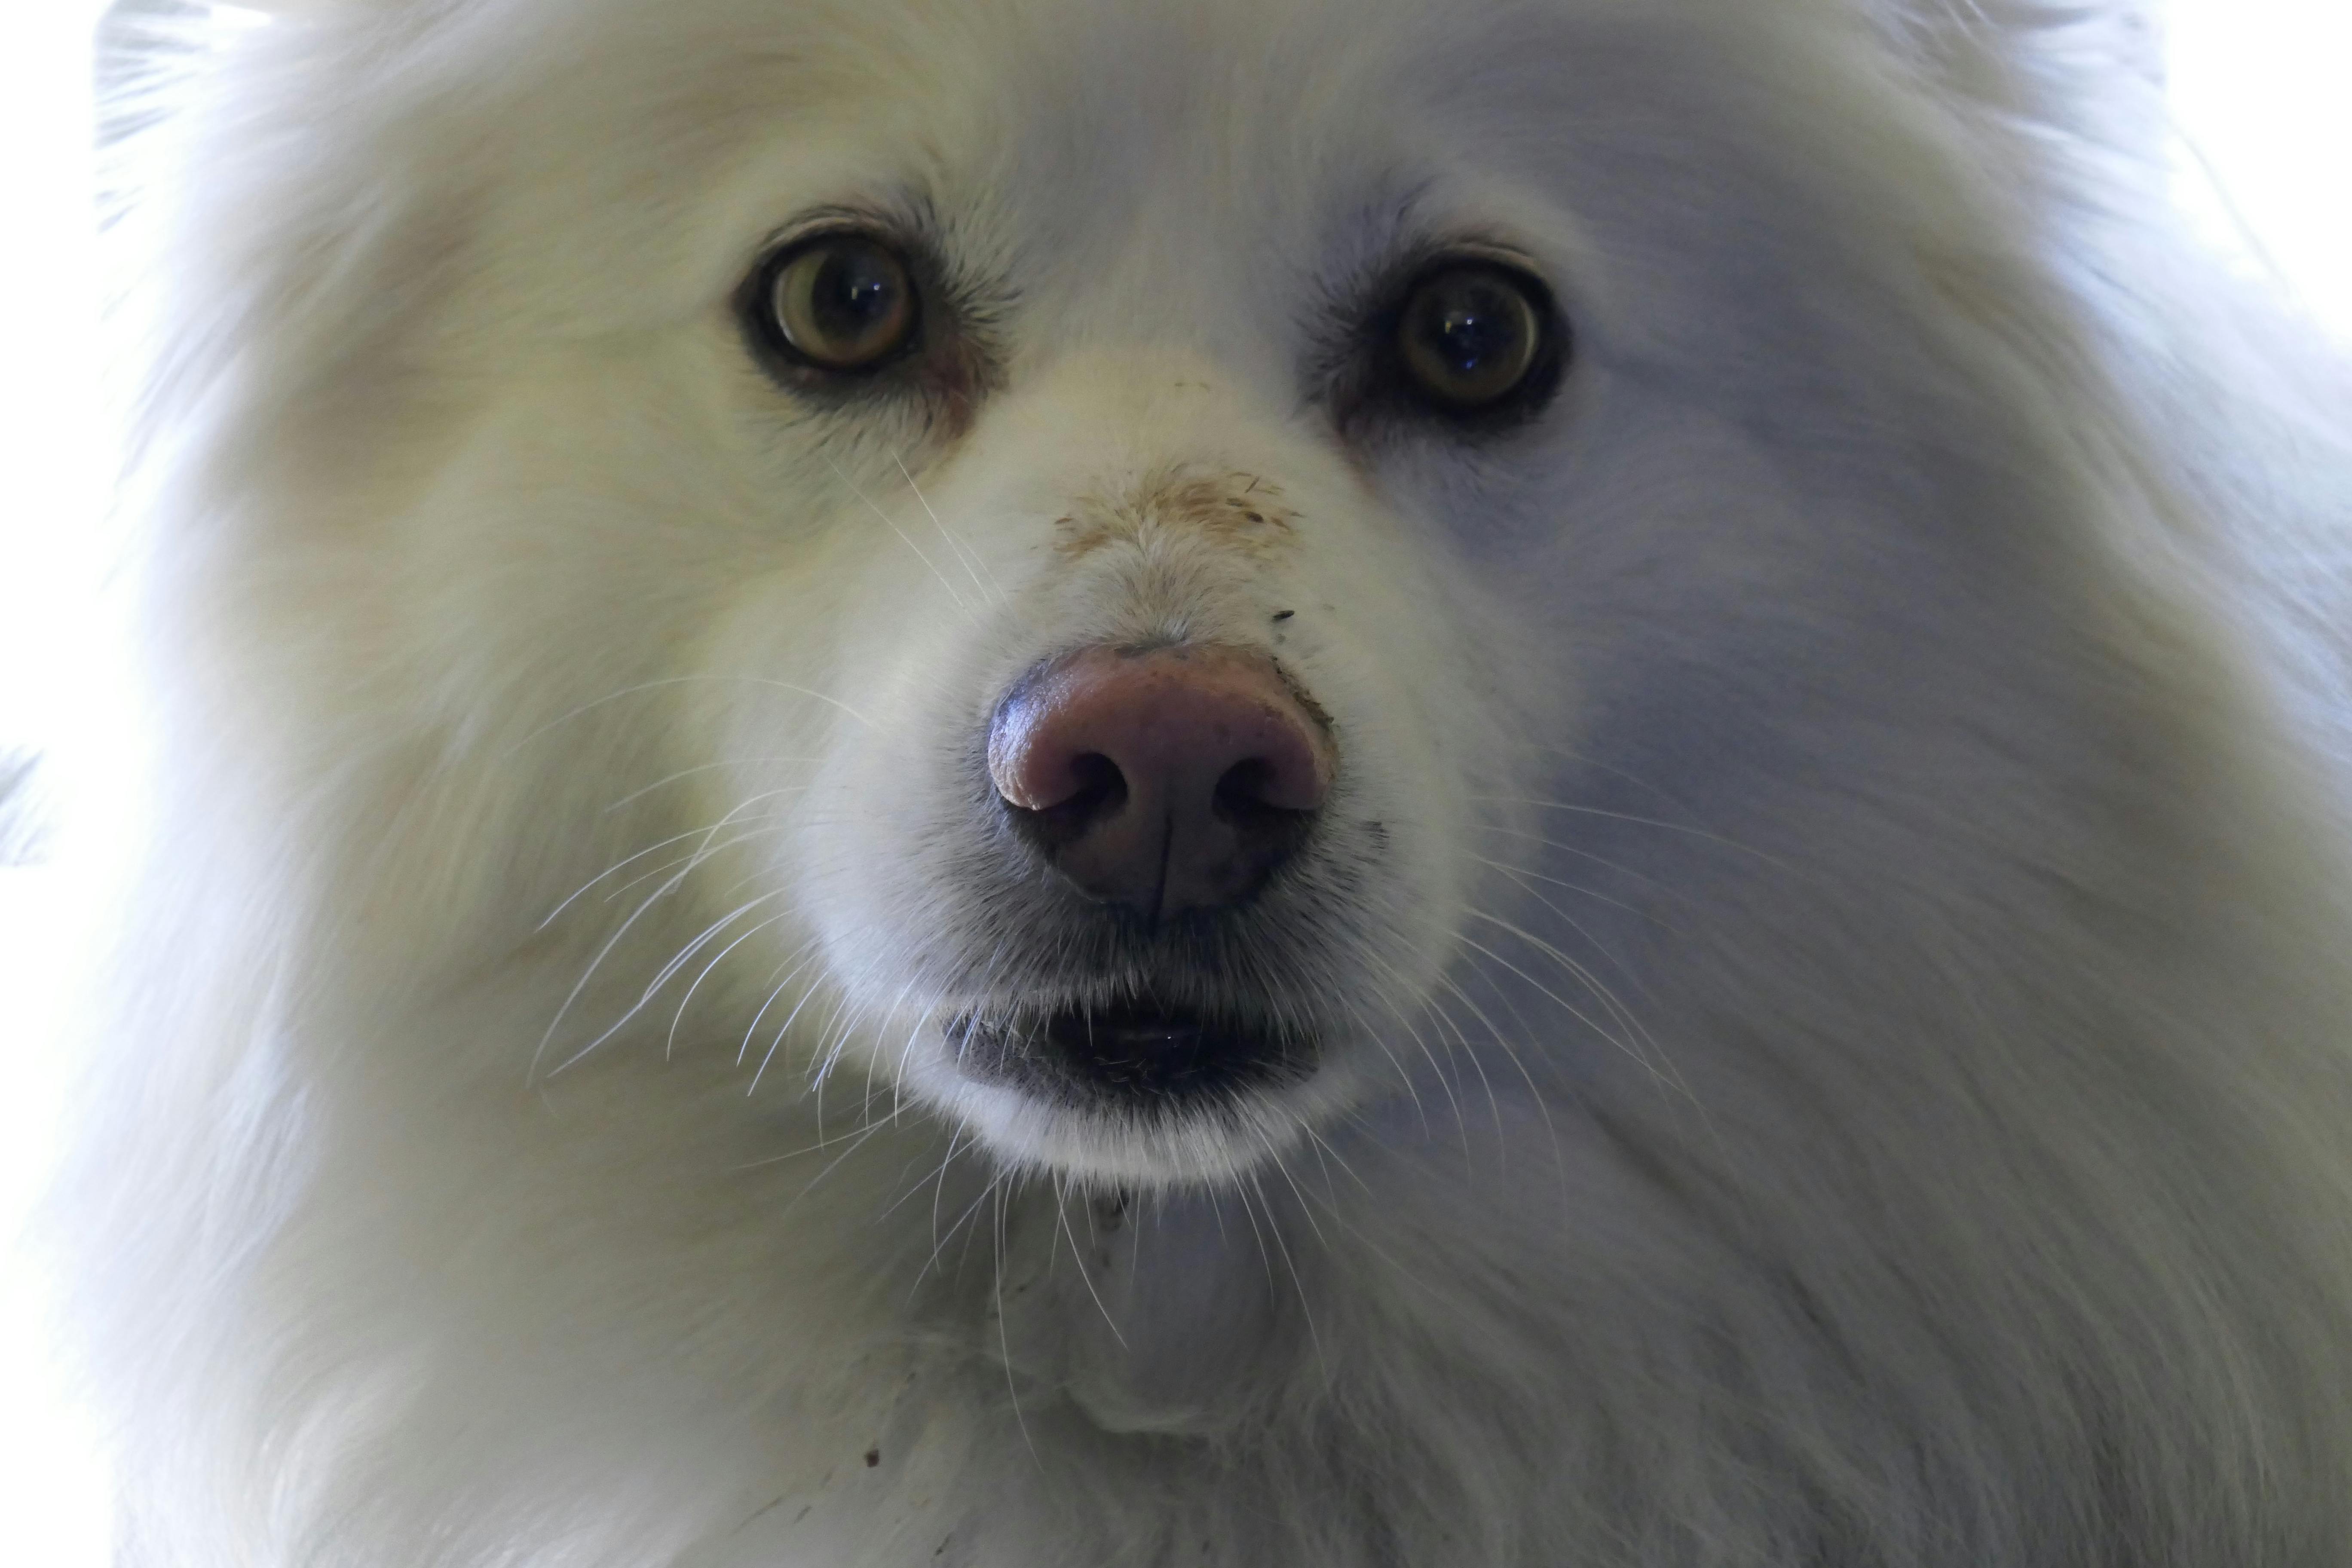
[{"x1": 61, "y1": 0, "x2": 2352, "y2": 1562}]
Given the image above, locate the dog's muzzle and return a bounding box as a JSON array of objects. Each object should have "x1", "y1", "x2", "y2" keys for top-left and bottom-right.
[{"x1": 954, "y1": 640, "x2": 1336, "y2": 1108}]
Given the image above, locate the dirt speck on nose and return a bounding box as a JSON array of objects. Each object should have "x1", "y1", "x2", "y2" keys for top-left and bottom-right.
[{"x1": 1054, "y1": 468, "x2": 1299, "y2": 560}]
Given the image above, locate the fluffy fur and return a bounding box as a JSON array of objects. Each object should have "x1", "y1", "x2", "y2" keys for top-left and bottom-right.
[{"x1": 61, "y1": 0, "x2": 2352, "y2": 1562}]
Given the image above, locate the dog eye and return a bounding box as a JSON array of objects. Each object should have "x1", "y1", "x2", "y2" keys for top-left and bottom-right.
[
  {"x1": 753, "y1": 234, "x2": 919, "y2": 373},
  {"x1": 1393, "y1": 263, "x2": 1555, "y2": 411}
]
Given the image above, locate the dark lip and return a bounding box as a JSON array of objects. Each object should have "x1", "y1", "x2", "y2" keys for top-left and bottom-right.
[{"x1": 945, "y1": 995, "x2": 1317, "y2": 1108}]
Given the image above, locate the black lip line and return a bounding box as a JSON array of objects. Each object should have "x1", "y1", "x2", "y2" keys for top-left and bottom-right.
[
  {"x1": 943, "y1": 995, "x2": 1320, "y2": 1103},
  {"x1": 945, "y1": 996, "x2": 1264, "y2": 1043}
]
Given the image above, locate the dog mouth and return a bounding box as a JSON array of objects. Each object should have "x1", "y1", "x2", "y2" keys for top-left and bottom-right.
[{"x1": 944, "y1": 994, "x2": 1317, "y2": 1111}]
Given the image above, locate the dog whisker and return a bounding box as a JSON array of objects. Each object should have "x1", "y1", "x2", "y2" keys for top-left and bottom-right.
[
  {"x1": 825, "y1": 455, "x2": 979, "y2": 623},
  {"x1": 895, "y1": 451, "x2": 1004, "y2": 607},
  {"x1": 603, "y1": 760, "x2": 818, "y2": 813}
]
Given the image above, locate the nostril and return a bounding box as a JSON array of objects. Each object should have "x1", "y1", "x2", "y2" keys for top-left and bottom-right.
[
  {"x1": 1001, "y1": 749, "x2": 1124, "y2": 815},
  {"x1": 1064, "y1": 752, "x2": 1126, "y2": 816},
  {"x1": 1212, "y1": 757, "x2": 1318, "y2": 879},
  {"x1": 1211, "y1": 758, "x2": 1299, "y2": 826},
  {"x1": 1001, "y1": 752, "x2": 1127, "y2": 857}
]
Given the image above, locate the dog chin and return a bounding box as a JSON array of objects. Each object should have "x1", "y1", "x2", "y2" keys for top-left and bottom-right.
[
  {"x1": 931, "y1": 1081, "x2": 1350, "y2": 1188},
  {"x1": 909, "y1": 1025, "x2": 1367, "y2": 1187}
]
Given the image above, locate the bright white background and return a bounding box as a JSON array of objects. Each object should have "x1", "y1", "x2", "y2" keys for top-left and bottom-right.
[
  {"x1": 2, "y1": 3, "x2": 124, "y2": 1563},
  {"x1": 1, "y1": 3, "x2": 2346, "y2": 1563}
]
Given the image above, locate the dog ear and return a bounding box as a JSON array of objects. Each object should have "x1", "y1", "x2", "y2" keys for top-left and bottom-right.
[{"x1": 1867, "y1": 0, "x2": 2168, "y2": 156}]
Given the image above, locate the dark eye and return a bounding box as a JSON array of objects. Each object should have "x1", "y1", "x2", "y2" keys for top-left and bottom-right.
[
  {"x1": 752, "y1": 234, "x2": 919, "y2": 372},
  {"x1": 1393, "y1": 263, "x2": 1558, "y2": 411}
]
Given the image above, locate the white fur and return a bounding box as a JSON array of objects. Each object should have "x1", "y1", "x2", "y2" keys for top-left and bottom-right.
[{"x1": 58, "y1": 0, "x2": 2352, "y2": 1562}]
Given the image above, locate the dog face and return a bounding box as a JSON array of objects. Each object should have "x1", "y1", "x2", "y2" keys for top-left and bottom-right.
[
  {"x1": 690, "y1": 22, "x2": 1564, "y2": 1180},
  {"x1": 182, "y1": 0, "x2": 2099, "y2": 1188}
]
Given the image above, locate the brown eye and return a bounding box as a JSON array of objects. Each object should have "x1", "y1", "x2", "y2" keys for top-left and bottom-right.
[
  {"x1": 1394, "y1": 264, "x2": 1551, "y2": 410},
  {"x1": 758, "y1": 235, "x2": 919, "y2": 372}
]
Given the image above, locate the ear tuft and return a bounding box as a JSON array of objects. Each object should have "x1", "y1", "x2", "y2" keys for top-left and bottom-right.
[{"x1": 1867, "y1": 0, "x2": 2168, "y2": 154}]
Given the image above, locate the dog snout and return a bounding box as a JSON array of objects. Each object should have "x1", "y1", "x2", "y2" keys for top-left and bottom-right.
[{"x1": 988, "y1": 644, "x2": 1333, "y2": 916}]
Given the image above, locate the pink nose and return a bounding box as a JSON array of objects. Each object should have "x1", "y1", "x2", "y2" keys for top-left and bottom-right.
[{"x1": 988, "y1": 644, "x2": 1335, "y2": 916}]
